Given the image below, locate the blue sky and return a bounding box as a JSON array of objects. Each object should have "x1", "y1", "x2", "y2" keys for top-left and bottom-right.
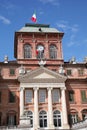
[{"x1": 0, "y1": 0, "x2": 87, "y2": 62}]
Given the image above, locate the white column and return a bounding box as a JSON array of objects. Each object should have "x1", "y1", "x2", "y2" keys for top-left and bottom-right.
[
  {"x1": 47, "y1": 87, "x2": 54, "y2": 129},
  {"x1": 61, "y1": 87, "x2": 70, "y2": 129},
  {"x1": 33, "y1": 87, "x2": 39, "y2": 130},
  {"x1": 20, "y1": 87, "x2": 24, "y2": 117}
]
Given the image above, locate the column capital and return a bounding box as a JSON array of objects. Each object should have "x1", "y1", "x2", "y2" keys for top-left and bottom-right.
[
  {"x1": 60, "y1": 87, "x2": 66, "y2": 90},
  {"x1": 47, "y1": 87, "x2": 53, "y2": 91},
  {"x1": 33, "y1": 87, "x2": 39, "y2": 91},
  {"x1": 20, "y1": 87, "x2": 25, "y2": 91}
]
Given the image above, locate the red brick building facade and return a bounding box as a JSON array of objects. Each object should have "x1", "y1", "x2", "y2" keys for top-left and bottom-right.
[{"x1": 0, "y1": 23, "x2": 87, "y2": 129}]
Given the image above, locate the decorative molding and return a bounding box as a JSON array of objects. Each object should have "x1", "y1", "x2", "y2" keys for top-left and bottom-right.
[
  {"x1": 47, "y1": 87, "x2": 53, "y2": 91},
  {"x1": 60, "y1": 87, "x2": 66, "y2": 90},
  {"x1": 38, "y1": 59, "x2": 46, "y2": 66},
  {"x1": 33, "y1": 87, "x2": 39, "y2": 91},
  {"x1": 20, "y1": 82, "x2": 65, "y2": 88},
  {"x1": 19, "y1": 87, "x2": 25, "y2": 91}
]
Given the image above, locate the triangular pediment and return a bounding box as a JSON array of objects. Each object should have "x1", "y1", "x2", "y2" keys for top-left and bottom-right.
[
  {"x1": 18, "y1": 67, "x2": 67, "y2": 83},
  {"x1": 34, "y1": 72, "x2": 55, "y2": 79}
]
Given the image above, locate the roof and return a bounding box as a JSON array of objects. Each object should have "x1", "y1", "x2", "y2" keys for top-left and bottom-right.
[{"x1": 18, "y1": 23, "x2": 60, "y2": 33}]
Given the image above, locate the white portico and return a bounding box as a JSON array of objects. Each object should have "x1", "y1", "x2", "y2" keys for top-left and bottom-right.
[{"x1": 18, "y1": 67, "x2": 70, "y2": 130}]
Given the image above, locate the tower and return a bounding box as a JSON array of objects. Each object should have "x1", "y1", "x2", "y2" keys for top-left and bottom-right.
[{"x1": 14, "y1": 23, "x2": 64, "y2": 69}]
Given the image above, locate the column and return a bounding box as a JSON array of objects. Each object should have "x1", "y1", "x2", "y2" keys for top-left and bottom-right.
[
  {"x1": 47, "y1": 87, "x2": 54, "y2": 129},
  {"x1": 61, "y1": 87, "x2": 70, "y2": 129},
  {"x1": 20, "y1": 87, "x2": 24, "y2": 117},
  {"x1": 33, "y1": 87, "x2": 39, "y2": 130}
]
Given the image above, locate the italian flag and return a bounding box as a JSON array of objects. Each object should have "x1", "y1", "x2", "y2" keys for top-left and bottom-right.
[{"x1": 31, "y1": 12, "x2": 37, "y2": 22}]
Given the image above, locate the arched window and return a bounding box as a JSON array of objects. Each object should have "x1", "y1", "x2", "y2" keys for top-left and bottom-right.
[
  {"x1": 24, "y1": 111, "x2": 33, "y2": 127},
  {"x1": 49, "y1": 44, "x2": 57, "y2": 59},
  {"x1": 7, "y1": 110, "x2": 16, "y2": 126},
  {"x1": 81, "y1": 109, "x2": 87, "y2": 120},
  {"x1": 39, "y1": 110, "x2": 47, "y2": 128},
  {"x1": 68, "y1": 109, "x2": 78, "y2": 126},
  {"x1": 24, "y1": 44, "x2": 32, "y2": 58},
  {"x1": 53, "y1": 110, "x2": 61, "y2": 127},
  {"x1": 27, "y1": 111, "x2": 33, "y2": 127},
  {"x1": 36, "y1": 44, "x2": 44, "y2": 59}
]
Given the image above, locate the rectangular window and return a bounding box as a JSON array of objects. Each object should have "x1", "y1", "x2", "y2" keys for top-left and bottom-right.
[
  {"x1": 81, "y1": 90, "x2": 87, "y2": 102},
  {"x1": 39, "y1": 89, "x2": 46, "y2": 103},
  {"x1": 52, "y1": 89, "x2": 60, "y2": 103},
  {"x1": 25, "y1": 90, "x2": 33, "y2": 103},
  {"x1": 10, "y1": 69, "x2": 15, "y2": 75},
  {"x1": 7, "y1": 115, "x2": 16, "y2": 125},
  {"x1": 69, "y1": 91, "x2": 74, "y2": 102},
  {"x1": 67, "y1": 69, "x2": 72, "y2": 75},
  {"x1": 9, "y1": 91, "x2": 15, "y2": 103},
  {"x1": 78, "y1": 69, "x2": 83, "y2": 76}
]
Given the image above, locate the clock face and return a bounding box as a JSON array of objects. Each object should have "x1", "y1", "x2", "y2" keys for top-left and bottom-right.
[{"x1": 38, "y1": 45, "x2": 44, "y2": 51}]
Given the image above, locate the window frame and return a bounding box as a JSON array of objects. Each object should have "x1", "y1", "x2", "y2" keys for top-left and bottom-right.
[
  {"x1": 81, "y1": 90, "x2": 87, "y2": 103},
  {"x1": 67, "y1": 69, "x2": 72, "y2": 76},
  {"x1": 9, "y1": 68, "x2": 15, "y2": 76},
  {"x1": 53, "y1": 110, "x2": 62, "y2": 127},
  {"x1": 24, "y1": 44, "x2": 32, "y2": 58},
  {"x1": 39, "y1": 110, "x2": 47, "y2": 128},
  {"x1": 36, "y1": 44, "x2": 44, "y2": 59},
  {"x1": 24, "y1": 111, "x2": 33, "y2": 127},
  {"x1": 25, "y1": 89, "x2": 33, "y2": 104},
  {"x1": 69, "y1": 113, "x2": 78, "y2": 125},
  {"x1": 81, "y1": 109, "x2": 87, "y2": 120},
  {"x1": 78, "y1": 69, "x2": 84, "y2": 76},
  {"x1": 39, "y1": 89, "x2": 46, "y2": 103},
  {"x1": 52, "y1": 89, "x2": 60, "y2": 103},
  {"x1": 68, "y1": 90, "x2": 74, "y2": 103},
  {"x1": 49, "y1": 44, "x2": 57, "y2": 59},
  {"x1": 9, "y1": 91, "x2": 16, "y2": 103}
]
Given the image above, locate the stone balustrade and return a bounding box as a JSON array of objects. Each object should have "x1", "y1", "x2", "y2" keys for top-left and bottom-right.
[{"x1": 72, "y1": 118, "x2": 87, "y2": 129}]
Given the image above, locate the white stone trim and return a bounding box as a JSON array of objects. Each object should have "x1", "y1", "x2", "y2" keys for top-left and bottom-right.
[{"x1": 20, "y1": 82, "x2": 65, "y2": 88}]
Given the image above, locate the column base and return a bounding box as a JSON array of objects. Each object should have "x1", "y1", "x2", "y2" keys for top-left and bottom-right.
[{"x1": 62, "y1": 123, "x2": 70, "y2": 129}]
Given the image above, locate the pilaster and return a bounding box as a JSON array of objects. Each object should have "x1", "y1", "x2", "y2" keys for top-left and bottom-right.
[
  {"x1": 33, "y1": 87, "x2": 39, "y2": 130},
  {"x1": 47, "y1": 87, "x2": 54, "y2": 129},
  {"x1": 61, "y1": 87, "x2": 70, "y2": 129},
  {"x1": 20, "y1": 87, "x2": 24, "y2": 117}
]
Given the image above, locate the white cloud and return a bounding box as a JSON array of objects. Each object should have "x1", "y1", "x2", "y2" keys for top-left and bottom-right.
[
  {"x1": 56, "y1": 20, "x2": 79, "y2": 47},
  {"x1": 57, "y1": 21, "x2": 79, "y2": 33},
  {"x1": 39, "y1": 0, "x2": 59, "y2": 6},
  {"x1": 70, "y1": 24, "x2": 79, "y2": 33},
  {"x1": 67, "y1": 35, "x2": 76, "y2": 47},
  {"x1": 0, "y1": 15, "x2": 11, "y2": 24}
]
